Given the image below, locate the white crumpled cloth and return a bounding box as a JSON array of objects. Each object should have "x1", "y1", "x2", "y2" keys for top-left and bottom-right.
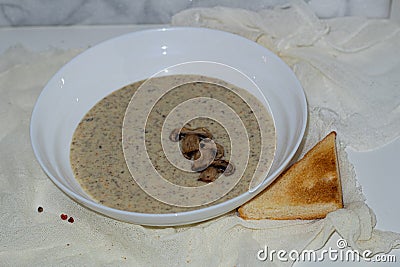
[
  {"x1": 1, "y1": 1, "x2": 399, "y2": 266},
  {"x1": 172, "y1": 0, "x2": 400, "y2": 152}
]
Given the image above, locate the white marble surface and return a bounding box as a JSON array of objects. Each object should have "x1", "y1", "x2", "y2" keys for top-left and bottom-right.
[{"x1": 0, "y1": 0, "x2": 393, "y2": 27}]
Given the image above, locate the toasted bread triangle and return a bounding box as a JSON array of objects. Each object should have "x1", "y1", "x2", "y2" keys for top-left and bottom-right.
[{"x1": 238, "y1": 131, "x2": 343, "y2": 220}]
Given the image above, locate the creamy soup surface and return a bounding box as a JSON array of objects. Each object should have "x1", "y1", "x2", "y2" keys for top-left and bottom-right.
[{"x1": 70, "y1": 75, "x2": 275, "y2": 213}]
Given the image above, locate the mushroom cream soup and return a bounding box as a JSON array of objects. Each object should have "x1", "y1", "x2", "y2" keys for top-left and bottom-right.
[{"x1": 70, "y1": 75, "x2": 275, "y2": 213}]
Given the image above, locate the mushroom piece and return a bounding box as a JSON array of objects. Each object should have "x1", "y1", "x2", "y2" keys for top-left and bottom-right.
[
  {"x1": 215, "y1": 143, "x2": 224, "y2": 160},
  {"x1": 169, "y1": 126, "x2": 234, "y2": 182},
  {"x1": 169, "y1": 127, "x2": 213, "y2": 142},
  {"x1": 198, "y1": 160, "x2": 235, "y2": 182},
  {"x1": 188, "y1": 141, "x2": 223, "y2": 161},
  {"x1": 180, "y1": 134, "x2": 200, "y2": 159},
  {"x1": 192, "y1": 150, "x2": 201, "y2": 160},
  {"x1": 184, "y1": 149, "x2": 201, "y2": 161},
  {"x1": 198, "y1": 167, "x2": 220, "y2": 182},
  {"x1": 191, "y1": 138, "x2": 217, "y2": 172},
  {"x1": 209, "y1": 159, "x2": 235, "y2": 176}
]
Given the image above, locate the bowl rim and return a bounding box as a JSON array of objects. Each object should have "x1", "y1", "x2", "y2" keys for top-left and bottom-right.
[{"x1": 30, "y1": 26, "x2": 308, "y2": 226}]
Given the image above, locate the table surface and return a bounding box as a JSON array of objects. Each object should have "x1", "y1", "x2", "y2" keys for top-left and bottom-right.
[{"x1": 1, "y1": 25, "x2": 399, "y2": 266}]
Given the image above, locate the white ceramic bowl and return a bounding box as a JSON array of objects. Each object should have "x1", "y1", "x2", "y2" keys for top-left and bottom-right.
[{"x1": 30, "y1": 27, "x2": 307, "y2": 226}]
